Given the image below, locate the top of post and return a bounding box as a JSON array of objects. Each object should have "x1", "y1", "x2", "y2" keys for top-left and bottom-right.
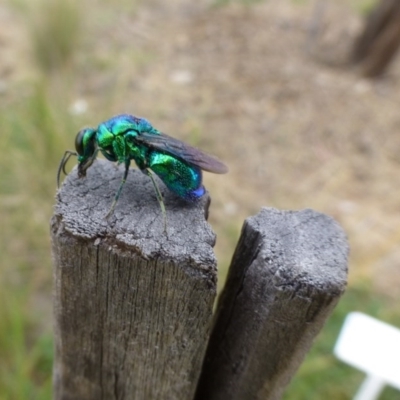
[{"x1": 53, "y1": 159, "x2": 217, "y2": 266}]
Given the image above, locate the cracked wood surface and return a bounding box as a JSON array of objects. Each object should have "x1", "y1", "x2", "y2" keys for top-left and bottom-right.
[
  {"x1": 195, "y1": 208, "x2": 349, "y2": 400},
  {"x1": 51, "y1": 159, "x2": 217, "y2": 400}
]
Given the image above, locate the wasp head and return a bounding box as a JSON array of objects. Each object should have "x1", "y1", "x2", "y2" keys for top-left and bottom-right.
[{"x1": 75, "y1": 128, "x2": 97, "y2": 178}]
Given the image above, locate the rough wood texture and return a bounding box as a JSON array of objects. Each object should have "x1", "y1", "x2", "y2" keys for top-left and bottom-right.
[
  {"x1": 195, "y1": 208, "x2": 349, "y2": 400},
  {"x1": 352, "y1": 0, "x2": 400, "y2": 77},
  {"x1": 51, "y1": 159, "x2": 217, "y2": 400}
]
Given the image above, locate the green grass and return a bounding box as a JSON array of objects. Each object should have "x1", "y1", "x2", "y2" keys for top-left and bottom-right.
[
  {"x1": 28, "y1": 0, "x2": 82, "y2": 73},
  {"x1": 0, "y1": 83, "x2": 75, "y2": 399},
  {"x1": 0, "y1": 284, "x2": 52, "y2": 399},
  {"x1": 284, "y1": 285, "x2": 400, "y2": 400},
  {"x1": 350, "y1": 0, "x2": 377, "y2": 16}
]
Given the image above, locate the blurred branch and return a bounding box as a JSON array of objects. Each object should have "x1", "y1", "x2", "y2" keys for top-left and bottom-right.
[{"x1": 352, "y1": 0, "x2": 400, "y2": 77}]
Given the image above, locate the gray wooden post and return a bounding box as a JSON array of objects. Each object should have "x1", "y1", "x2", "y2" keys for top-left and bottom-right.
[
  {"x1": 51, "y1": 159, "x2": 217, "y2": 400},
  {"x1": 195, "y1": 208, "x2": 349, "y2": 400}
]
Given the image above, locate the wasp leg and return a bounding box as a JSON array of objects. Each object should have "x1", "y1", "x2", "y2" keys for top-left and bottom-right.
[
  {"x1": 145, "y1": 169, "x2": 168, "y2": 236},
  {"x1": 57, "y1": 150, "x2": 77, "y2": 188},
  {"x1": 106, "y1": 159, "x2": 131, "y2": 219}
]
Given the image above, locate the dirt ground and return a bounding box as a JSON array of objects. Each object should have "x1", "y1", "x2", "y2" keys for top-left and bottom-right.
[{"x1": 3, "y1": 0, "x2": 400, "y2": 294}]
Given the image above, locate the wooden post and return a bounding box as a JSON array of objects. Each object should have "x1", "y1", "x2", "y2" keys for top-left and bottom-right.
[
  {"x1": 51, "y1": 159, "x2": 217, "y2": 400},
  {"x1": 352, "y1": 0, "x2": 400, "y2": 77},
  {"x1": 195, "y1": 208, "x2": 349, "y2": 400}
]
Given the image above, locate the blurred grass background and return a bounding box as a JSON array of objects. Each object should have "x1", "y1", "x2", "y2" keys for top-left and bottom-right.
[{"x1": 1, "y1": 0, "x2": 400, "y2": 398}]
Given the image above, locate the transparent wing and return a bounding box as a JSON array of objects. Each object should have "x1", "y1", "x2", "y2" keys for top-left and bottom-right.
[{"x1": 134, "y1": 131, "x2": 228, "y2": 174}]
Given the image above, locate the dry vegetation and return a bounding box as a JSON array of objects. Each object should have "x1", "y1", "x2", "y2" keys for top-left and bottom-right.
[{"x1": 1, "y1": 0, "x2": 400, "y2": 397}]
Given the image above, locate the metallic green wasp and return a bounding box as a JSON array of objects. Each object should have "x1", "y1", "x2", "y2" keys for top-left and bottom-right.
[{"x1": 57, "y1": 114, "x2": 228, "y2": 232}]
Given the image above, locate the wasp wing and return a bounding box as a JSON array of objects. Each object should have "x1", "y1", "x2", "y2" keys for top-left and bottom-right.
[{"x1": 134, "y1": 131, "x2": 228, "y2": 174}]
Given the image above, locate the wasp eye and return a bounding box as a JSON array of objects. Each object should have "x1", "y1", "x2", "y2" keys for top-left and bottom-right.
[{"x1": 75, "y1": 129, "x2": 86, "y2": 155}]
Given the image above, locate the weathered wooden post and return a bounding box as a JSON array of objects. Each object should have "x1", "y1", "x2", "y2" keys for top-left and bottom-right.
[
  {"x1": 51, "y1": 159, "x2": 217, "y2": 400},
  {"x1": 195, "y1": 208, "x2": 349, "y2": 400},
  {"x1": 51, "y1": 159, "x2": 349, "y2": 400},
  {"x1": 352, "y1": 0, "x2": 400, "y2": 77}
]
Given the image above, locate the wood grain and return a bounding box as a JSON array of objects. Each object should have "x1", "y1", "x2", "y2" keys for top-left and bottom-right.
[
  {"x1": 51, "y1": 159, "x2": 217, "y2": 400},
  {"x1": 195, "y1": 208, "x2": 349, "y2": 400}
]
